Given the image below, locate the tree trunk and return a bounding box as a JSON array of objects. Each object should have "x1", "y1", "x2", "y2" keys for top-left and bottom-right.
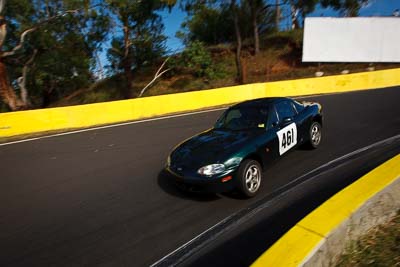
[
  {"x1": 123, "y1": 60, "x2": 133, "y2": 99},
  {"x1": 41, "y1": 89, "x2": 52, "y2": 108},
  {"x1": 0, "y1": 59, "x2": 22, "y2": 111},
  {"x1": 249, "y1": 0, "x2": 259, "y2": 55},
  {"x1": 232, "y1": 0, "x2": 243, "y2": 84},
  {"x1": 0, "y1": 4, "x2": 82, "y2": 110},
  {"x1": 290, "y1": 2, "x2": 300, "y2": 30},
  {"x1": 0, "y1": 14, "x2": 30, "y2": 111},
  {"x1": 17, "y1": 49, "x2": 36, "y2": 108},
  {"x1": 275, "y1": 0, "x2": 280, "y2": 32},
  {"x1": 17, "y1": 77, "x2": 29, "y2": 106},
  {"x1": 0, "y1": 15, "x2": 20, "y2": 111},
  {"x1": 41, "y1": 77, "x2": 56, "y2": 108},
  {"x1": 234, "y1": 15, "x2": 243, "y2": 83},
  {"x1": 95, "y1": 51, "x2": 104, "y2": 80},
  {"x1": 252, "y1": 7, "x2": 260, "y2": 55},
  {"x1": 122, "y1": 24, "x2": 132, "y2": 99}
]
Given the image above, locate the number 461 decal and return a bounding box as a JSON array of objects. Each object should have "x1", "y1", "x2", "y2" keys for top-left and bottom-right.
[{"x1": 277, "y1": 123, "x2": 298, "y2": 155}]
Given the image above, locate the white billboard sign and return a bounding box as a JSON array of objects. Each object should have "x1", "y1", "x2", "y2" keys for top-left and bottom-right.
[{"x1": 302, "y1": 17, "x2": 400, "y2": 62}]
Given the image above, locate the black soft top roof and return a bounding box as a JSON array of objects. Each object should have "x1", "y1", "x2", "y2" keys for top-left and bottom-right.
[{"x1": 230, "y1": 97, "x2": 290, "y2": 109}]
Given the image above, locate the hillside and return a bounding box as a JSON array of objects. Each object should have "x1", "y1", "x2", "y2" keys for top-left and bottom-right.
[{"x1": 53, "y1": 30, "x2": 399, "y2": 108}]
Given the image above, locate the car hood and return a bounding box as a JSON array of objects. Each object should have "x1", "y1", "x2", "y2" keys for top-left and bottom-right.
[{"x1": 170, "y1": 128, "x2": 260, "y2": 168}]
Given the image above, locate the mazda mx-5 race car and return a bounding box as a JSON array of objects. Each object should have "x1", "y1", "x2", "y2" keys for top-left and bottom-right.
[{"x1": 165, "y1": 97, "x2": 323, "y2": 197}]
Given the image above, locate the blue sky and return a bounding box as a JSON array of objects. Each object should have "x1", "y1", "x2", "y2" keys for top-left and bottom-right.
[
  {"x1": 160, "y1": 0, "x2": 400, "y2": 52},
  {"x1": 97, "y1": 0, "x2": 399, "y2": 77},
  {"x1": 158, "y1": 6, "x2": 187, "y2": 53}
]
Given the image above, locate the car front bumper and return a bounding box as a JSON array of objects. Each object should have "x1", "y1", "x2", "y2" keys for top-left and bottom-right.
[{"x1": 165, "y1": 167, "x2": 237, "y2": 193}]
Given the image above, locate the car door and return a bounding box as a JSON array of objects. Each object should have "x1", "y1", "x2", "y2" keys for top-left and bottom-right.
[
  {"x1": 290, "y1": 100, "x2": 310, "y2": 144},
  {"x1": 274, "y1": 100, "x2": 299, "y2": 156},
  {"x1": 256, "y1": 104, "x2": 281, "y2": 166}
]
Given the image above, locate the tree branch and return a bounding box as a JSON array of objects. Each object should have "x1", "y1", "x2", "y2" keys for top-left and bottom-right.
[
  {"x1": 0, "y1": 17, "x2": 7, "y2": 48},
  {"x1": 0, "y1": 0, "x2": 5, "y2": 15},
  {"x1": 262, "y1": 1, "x2": 286, "y2": 12},
  {"x1": 17, "y1": 49, "x2": 37, "y2": 106},
  {"x1": 1, "y1": 7, "x2": 88, "y2": 58},
  {"x1": 138, "y1": 57, "x2": 170, "y2": 97},
  {"x1": 110, "y1": 46, "x2": 123, "y2": 56},
  {"x1": 2, "y1": 27, "x2": 37, "y2": 57}
]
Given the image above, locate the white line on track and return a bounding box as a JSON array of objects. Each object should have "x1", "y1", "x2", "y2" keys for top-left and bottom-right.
[
  {"x1": 150, "y1": 134, "x2": 400, "y2": 267},
  {"x1": 0, "y1": 107, "x2": 228, "y2": 147},
  {"x1": 0, "y1": 91, "x2": 364, "y2": 147}
]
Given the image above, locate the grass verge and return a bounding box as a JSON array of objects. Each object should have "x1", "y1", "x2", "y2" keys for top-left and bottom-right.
[{"x1": 335, "y1": 210, "x2": 400, "y2": 267}]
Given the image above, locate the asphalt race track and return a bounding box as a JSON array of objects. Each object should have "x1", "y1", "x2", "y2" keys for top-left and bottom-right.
[{"x1": 1, "y1": 87, "x2": 399, "y2": 266}]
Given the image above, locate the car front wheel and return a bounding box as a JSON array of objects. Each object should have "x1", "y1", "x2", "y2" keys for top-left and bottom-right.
[
  {"x1": 307, "y1": 121, "x2": 322, "y2": 149},
  {"x1": 237, "y1": 159, "x2": 262, "y2": 198}
]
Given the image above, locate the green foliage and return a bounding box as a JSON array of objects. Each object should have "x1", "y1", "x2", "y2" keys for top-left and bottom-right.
[
  {"x1": 178, "y1": 5, "x2": 235, "y2": 45},
  {"x1": 181, "y1": 41, "x2": 212, "y2": 77},
  {"x1": 3, "y1": 0, "x2": 111, "y2": 107},
  {"x1": 289, "y1": 0, "x2": 319, "y2": 18},
  {"x1": 170, "y1": 76, "x2": 192, "y2": 90},
  {"x1": 178, "y1": 1, "x2": 275, "y2": 46},
  {"x1": 171, "y1": 41, "x2": 226, "y2": 80},
  {"x1": 107, "y1": 12, "x2": 167, "y2": 72},
  {"x1": 264, "y1": 29, "x2": 304, "y2": 49},
  {"x1": 1, "y1": 0, "x2": 374, "y2": 111},
  {"x1": 321, "y1": 0, "x2": 370, "y2": 16},
  {"x1": 105, "y1": 0, "x2": 173, "y2": 98},
  {"x1": 82, "y1": 90, "x2": 114, "y2": 104}
]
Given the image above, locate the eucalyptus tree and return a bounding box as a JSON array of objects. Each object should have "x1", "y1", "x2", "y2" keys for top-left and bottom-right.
[
  {"x1": 0, "y1": 0, "x2": 109, "y2": 111},
  {"x1": 247, "y1": 0, "x2": 263, "y2": 54},
  {"x1": 0, "y1": 0, "x2": 37, "y2": 110},
  {"x1": 321, "y1": 0, "x2": 369, "y2": 17},
  {"x1": 285, "y1": 0, "x2": 318, "y2": 29},
  {"x1": 181, "y1": 0, "x2": 276, "y2": 84},
  {"x1": 106, "y1": 0, "x2": 175, "y2": 99},
  {"x1": 29, "y1": 1, "x2": 110, "y2": 107},
  {"x1": 180, "y1": 0, "x2": 245, "y2": 83},
  {"x1": 275, "y1": 0, "x2": 280, "y2": 31},
  {"x1": 246, "y1": 0, "x2": 277, "y2": 54},
  {"x1": 177, "y1": 4, "x2": 234, "y2": 45},
  {"x1": 229, "y1": 0, "x2": 244, "y2": 83}
]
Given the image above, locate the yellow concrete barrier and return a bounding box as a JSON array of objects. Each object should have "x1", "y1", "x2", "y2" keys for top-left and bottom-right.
[
  {"x1": 251, "y1": 154, "x2": 400, "y2": 267},
  {"x1": 1, "y1": 68, "x2": 400, "y2": 138}
]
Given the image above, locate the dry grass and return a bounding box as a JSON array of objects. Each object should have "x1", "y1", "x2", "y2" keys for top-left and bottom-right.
[
  {"x1": 335, "y1": 211, "x2": 400, "y2": 267},
  {"x1": 51, "y1": 30, "x2": 400, "y2": 107}
]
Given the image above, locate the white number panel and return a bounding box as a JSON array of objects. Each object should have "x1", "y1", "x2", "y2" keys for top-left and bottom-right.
[{"x1": 277, "y1": 123, "x2": 298, "y2": 155}]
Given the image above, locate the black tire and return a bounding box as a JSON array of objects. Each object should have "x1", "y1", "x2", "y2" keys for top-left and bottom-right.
[
  {"x1": 307, "y1": 121, "x2": 322, "y2": 149},
  {"x1": 236, "y1": 159, "x2": 262, "y2": 198}
]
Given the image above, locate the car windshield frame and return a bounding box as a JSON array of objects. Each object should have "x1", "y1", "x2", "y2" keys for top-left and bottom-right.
[{"x1": 214, "y1": 106, "x2": 269, "y2": 131}]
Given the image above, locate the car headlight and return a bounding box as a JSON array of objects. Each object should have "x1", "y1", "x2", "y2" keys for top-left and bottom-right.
[
  {"x1": 225, "y1": 157, "x2": 241, "y2": 167},
  {"x1": 197, "y1": 164, "x2": 225, "y2": 176},
  {"x1": 166, "y1": 156, "x2": 171, "y2": 167}
]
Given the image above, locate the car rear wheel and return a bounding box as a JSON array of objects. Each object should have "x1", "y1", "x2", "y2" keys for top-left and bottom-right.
[
  {"x1": 237, "y1": 159, "x2": 262, "y2": 198},
  {"x1": 307, "y1": 121, "x2": 322, "y2": 149}
]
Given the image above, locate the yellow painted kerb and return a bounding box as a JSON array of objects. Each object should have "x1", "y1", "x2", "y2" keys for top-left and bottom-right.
[{"x1": 251, "y1": 154, "x2": 400, "y2": 267}]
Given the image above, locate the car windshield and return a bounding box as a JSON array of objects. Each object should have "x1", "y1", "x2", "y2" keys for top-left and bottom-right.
[{"x1": 215, "y1": 106, "x2": 268, "y2": 130}]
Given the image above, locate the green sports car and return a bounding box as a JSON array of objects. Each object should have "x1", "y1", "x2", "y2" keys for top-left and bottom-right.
[{"x1": 165, "y1": 97, "x2": 323, "y2": 197}]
